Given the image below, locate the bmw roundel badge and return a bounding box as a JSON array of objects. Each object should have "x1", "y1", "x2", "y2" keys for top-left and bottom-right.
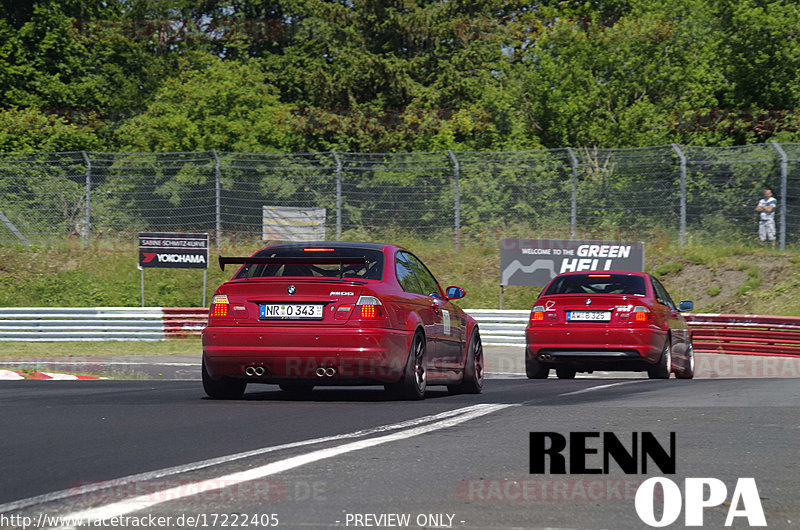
[
  {"x1": 585, "y1": 298, "x2": 592, "y2": 306},
  {"x1": 287, "y1": 285, "x2": 296, "y2": 295}
]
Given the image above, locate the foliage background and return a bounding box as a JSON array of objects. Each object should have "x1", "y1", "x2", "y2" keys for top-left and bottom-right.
[
  {"x1": 0, "y1": 237, "x2": 795, "y2": 315},
  {"x1": 2, "y1": 0, "x2": 800, "y2": 154}
]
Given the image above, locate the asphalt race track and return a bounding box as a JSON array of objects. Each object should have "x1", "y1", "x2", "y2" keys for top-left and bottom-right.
[{"x1": 1, "y1": 348, "x2": 799, "y2": 530}]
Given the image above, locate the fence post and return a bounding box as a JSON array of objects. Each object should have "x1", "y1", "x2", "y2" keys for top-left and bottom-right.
[
  {"x1": 671, "y1": 144, "x2": 687, "y2": 247},
  {"x1": 0, "y1": 211, "x2": 30, "y2": 246},
  {"x1": 566, "y1": 147, "x2": 578, "y2": 239},
  {"x1": 331, "y1": 151, "x2": 342, "y2": 240},
  {"x1": 770, "y1": 140, "x2": 787, "y2": 251},
  {"x1": 447, "y1": 150, "x2": 461, "y2": 250},
  {"x1": 212, "y1": 149, "x2": 221, "y2": 251},
  {"x1": 81, "y1": 151, "x2": 91, "y2": 250}
]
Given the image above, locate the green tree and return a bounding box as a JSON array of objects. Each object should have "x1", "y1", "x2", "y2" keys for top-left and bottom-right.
[
  {"x1": 0, "y1": 107, "x2": 102, "y2": 151},
  {"x1": 116, "y1": 56, "x2": 298, "y2": 152},
  {"x1": 718, "y1": 0, "x2": 800, "y2": 143},
  {"x1": 260, "y1": 0, "x2": 526, "y2": 151},
  {"x1": 503, "y1": 0, "x2": 732, "y2": 148}
]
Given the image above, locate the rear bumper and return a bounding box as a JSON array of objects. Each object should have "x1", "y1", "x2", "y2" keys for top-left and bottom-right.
[
  {"x1": 526, "y1": 326, "x2": 666, "y2": 370},
  {"x1": 202, "y1": 326, "x2": 411, "y2": 384}
]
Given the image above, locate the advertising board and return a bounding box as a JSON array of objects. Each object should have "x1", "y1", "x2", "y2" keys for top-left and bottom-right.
[
  {"x1": 500, "y1": 238, "x2": 645, "y2": 287},
  {"x1": 138, "y1": 232, "x2": 209, "y2": 270}
]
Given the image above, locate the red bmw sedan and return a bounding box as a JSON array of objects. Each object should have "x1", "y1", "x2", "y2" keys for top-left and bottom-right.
[
  {"x1": 525, "y1": 271, "x2": 694, "y2": 380},
  {"x1": 202, "y1": 242, "x2": 483, "y2": 399}
]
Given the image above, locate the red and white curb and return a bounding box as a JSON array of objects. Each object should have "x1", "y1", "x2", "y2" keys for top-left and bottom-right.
[{"x1": 0, "y1": 369, "x2": 105, "y2": 380}]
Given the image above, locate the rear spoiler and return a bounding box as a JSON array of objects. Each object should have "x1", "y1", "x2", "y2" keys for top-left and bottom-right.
[{"x1": 219, "y1": 256, "x2": 367, "y2": 274}]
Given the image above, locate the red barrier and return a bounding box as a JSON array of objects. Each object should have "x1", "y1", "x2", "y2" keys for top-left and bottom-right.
[
  {"x1": 686, "y1": 313, "x2": 800, "y2": 358},
  {"x1": 163, "y1": 307, "x2": 208, "y2": 339},
  {"x1": 161, "y1": 308, "x2": 800, "y2": 357}
]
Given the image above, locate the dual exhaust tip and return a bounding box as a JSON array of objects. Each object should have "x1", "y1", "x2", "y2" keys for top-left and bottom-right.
[
  {"x1": 538, "y1": 353, "x2": 553, "y2": 361},
  {"x1": 245, "y1": 365, "x2": 336, "y2": 377},
  {"x1": 244, "y1": 365, "x2": 266, "y2": 377}
]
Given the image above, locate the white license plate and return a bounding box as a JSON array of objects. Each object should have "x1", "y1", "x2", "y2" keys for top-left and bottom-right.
[
  {"x1": 567, "y1": 310, "x2": 611, "y2": 322},
  {"x1": 260, "y1": 304, "x2": 324, "y2": 320}
]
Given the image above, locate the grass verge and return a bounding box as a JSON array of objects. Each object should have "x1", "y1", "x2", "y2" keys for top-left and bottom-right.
[{"x1": 0, "y1": 338, "x2": 201, "y2": 359}]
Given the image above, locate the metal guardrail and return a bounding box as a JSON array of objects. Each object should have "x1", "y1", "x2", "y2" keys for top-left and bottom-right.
[
  {"x1": 0, "y1": 307, "x2": 526, "y2": 344},
  {"x1": 0, "y1": 307, "x2": 207, "y2": 341},
  {"x1": 462, "y1": 309, "x2": 529, "y2": 346},
  {"x1": 1, "y1": 308, "x2": 798, "y2": 358},
  {"x1": 686, "y1": 313, "x2": 800, "y2": 358}
]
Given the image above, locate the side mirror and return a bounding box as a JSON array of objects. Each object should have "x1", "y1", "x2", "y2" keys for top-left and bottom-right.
[
  {"x1": 678, "y1": 300, "x2": 693, "y2": 312},
  {"x1": 445, "y1": 286, "x2": 466, "y2": 300}
]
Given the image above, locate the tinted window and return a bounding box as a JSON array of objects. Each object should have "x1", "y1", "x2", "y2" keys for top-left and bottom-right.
[
  {"x1": 395, "y1": 253, "x2": 423, "y2": 294},
  {"x1": 651, "y1": 277, "x2": 676, "y2": 309},
  {"x1": 543, "y1": 274, "x2": 647, "y2": 296},
  {"x1": 402, "y1": 252, "x2": 441, "y2": 297},
  {"x1": 234, "y1": 247, "x2": 384, "y2": 280}
]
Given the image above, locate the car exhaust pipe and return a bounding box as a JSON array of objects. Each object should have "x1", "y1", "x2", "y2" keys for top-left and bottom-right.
[
  {"x1": 245, "y1": 366, "x2": 265, "y2": 377},
  {"x1": 316, "y1": 367, "x2": 327, "y2": 377},
  {"x1": 538, "y1": 353, "x2": 552, "y2": 361},
  {"x1": 325, "y1": 367, "x2": 336, "y2": 377},
  {"x1": 315, "y1": 367, "x2": 337, "y2": 377}
]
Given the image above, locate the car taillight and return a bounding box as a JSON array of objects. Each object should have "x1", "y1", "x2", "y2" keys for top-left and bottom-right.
[
  {"x1": 530, "y1": 305, "x2": 545, "y2": 323},
  {"x1": 355, "y1": 296, "x2": 385, "y2": 319},
  {"x1": 210, "y1": 294, "x2": 230, "y2": 318},
  {"x1": 633, "y1": 306, "x2": 651, "y2": 322}
]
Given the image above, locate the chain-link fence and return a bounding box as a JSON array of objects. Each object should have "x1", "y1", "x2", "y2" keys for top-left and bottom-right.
[{"x1": 0, "y1": 143, "x2": 795, "y2": 249}]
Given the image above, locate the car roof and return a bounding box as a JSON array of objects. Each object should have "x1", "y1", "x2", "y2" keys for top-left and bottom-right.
[
  {"x1": 553, "y1": 270, "x2": 650, "y2": 277},
  {"x1": 256, "y1": 241, "x2": 398, "y2": 253}
]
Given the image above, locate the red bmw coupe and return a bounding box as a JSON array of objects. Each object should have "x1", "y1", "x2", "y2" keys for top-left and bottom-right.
[
  {"x1": 525, "y1": 271, "x2": 694, "y2": 380},
  {"x1": 202, "y1": 242, "x2": 483, "y2": 399}
]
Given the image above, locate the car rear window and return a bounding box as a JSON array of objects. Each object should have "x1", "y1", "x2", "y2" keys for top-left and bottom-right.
[
  {"x1": 234, "y1": 247, "x2": 384, "y2": 280},
  {"x1": 543, "y1": 274, "x2": 647, "y2": 296}
]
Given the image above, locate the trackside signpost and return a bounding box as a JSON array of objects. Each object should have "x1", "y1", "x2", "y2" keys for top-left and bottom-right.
[
  {"x1": 138, "y1": 232, "x2": 209, "y2": 307},
  {"x1": 499, "y1": 238, "x2": 645, "y2": 308}
]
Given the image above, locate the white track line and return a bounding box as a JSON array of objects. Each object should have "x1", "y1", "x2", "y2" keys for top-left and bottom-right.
[
  {"x1": 0, "y1": 404, "x2": 508, "y2": 515},
  {"x1": 53, "y1": 403, "x2": 512, "y2": 529},
  {"x1": 0, "y1": 369, "x2": 24, "y2": 380},
  {"x1": 559, "y1": 380, "x2": 651, "y2": 396}
]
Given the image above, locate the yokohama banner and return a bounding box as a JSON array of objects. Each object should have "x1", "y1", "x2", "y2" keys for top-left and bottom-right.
[{"x1": 138, "y1": 232, "x2": 209, "y2": 269}]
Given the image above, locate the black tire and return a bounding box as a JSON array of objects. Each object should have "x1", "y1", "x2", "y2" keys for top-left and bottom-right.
[
  {"x1": 202, "y1": 358, "x2": 247, "y2": 399},
  {"x1": 648, "y1": 337, "x2": 672, "y2": 379},
  {"x1": 525, "y1": 351, "x2": 550, "y2": 379},
  {"x1": 385, "y1": 331, "x2": 427, "y2": 400},
  {"x1": 448, "y1": 328, "x2": 484, "y2": 395},
  {"x1": 556, "y1": 367, "x2": 576, "y2": 379},
  {"x1": 279, "y1": 383, "x2": 315, "y2": 393},
  {"x1": 675, "y1": 340, "x2": 695, "y2": 379}
]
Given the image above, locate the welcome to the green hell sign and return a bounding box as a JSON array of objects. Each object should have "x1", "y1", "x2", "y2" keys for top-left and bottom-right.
[{"x1": 500, "y1": 238, "x2": 645, "y2": 287}]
